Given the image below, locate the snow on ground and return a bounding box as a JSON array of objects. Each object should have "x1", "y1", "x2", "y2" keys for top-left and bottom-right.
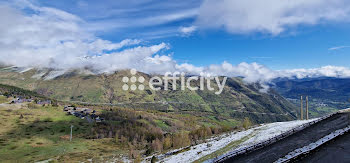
[
  {"x1": 157, "y1": 118, "x2": 318, "y2": 163},
  {"x1": 43, "y1": 70, "x2": 66, "y2": 80},
  {"x1": 160, "y1": 129, "x2": 254, "y2": 163},
  {"x1": 240, "y1": 119, "x2": 317, "y2": 147}
]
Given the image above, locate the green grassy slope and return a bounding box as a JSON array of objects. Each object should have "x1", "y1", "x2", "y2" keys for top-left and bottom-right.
[
  {"x1": 0, "y1": 104, "x2": 127, "y2": 162},
  {"x1": 0, "y1": 68, "x2": 298, "y2": 123}
]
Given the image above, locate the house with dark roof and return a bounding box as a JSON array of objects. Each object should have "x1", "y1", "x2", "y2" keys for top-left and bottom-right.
[{"x1": 36, "y1": 100, "x2": 51, "y2": 105}]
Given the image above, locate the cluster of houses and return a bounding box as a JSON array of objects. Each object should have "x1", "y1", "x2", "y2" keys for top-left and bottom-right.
[
  {"x1": 10, "y1": 97, "x2": 52, "y2": 105},
  {"x1": 11, "y1": 97, "x2": 32, "y2": 104},
  {"x1": 63, "y1": 105, "x2": 104, "y2": 123},
  {"x1": 315, "y1": 102, "x2": 328, "y2": 107},
  {"x1": 36, "y1": 100, "x2": 52, "y2": 105}
]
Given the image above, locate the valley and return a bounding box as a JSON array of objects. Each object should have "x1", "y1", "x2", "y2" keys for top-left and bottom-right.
[
  {"x1": 1, "y1": 68, "x2": 349, "y2": 162},
  {"x1": 274, "y1": 77, "x2": 350, "y2": 117},
  {"x1": 2, "y1": 1, "x2": 350, "y2": 162}
]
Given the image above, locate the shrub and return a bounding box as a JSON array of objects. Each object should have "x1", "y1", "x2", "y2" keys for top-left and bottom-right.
[
  {"x1": 172, "y1": 132, "x2": 190, "y2": 148},
  {"x1": 243, "y1": 117, "x2": 252, "y2": 130},
  {"x1": 151, "y1": 138, "x2": 163, "y2": 152},
  {"x1": 163, "y1": 135, "x2": 172, "y2": 150},
  {"x1": 151, "y1": 156, "x2": 158, "y2": 163},
  {"x1": 27, "y1": 103, "x2": 38, "y2": 109}
]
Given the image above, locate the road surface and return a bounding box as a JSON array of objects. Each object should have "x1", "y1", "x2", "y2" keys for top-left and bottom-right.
[
  {"x1": 220, "y1": 113, "x2": 350, "y2": 163},
  {"x1": 298, "y1": 131, "x2": 350, "y2": 163}
]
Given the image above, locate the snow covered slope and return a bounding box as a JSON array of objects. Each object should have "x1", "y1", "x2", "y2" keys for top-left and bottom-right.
[{"x1": 154, "y1": 119, "x2": 317, "y2": 163}]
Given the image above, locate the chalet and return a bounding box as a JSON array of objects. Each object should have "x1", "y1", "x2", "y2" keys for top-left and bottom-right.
[
  {"x1": 79, "y1": 114, "x2": 85, "y2": 119},
  {"x1": 73, "y1": 112, "x2": 82, "y2": 117},
  {"x1": 37, "y1": 100, "x2": 51, "y2": 105},
  {"x1": 95, "y1": 116, "x2": 102, "y2": 122},
  {"x1": 90, "y1": 114, "x2": 97, "y2": 119},
  {"x1": 83, "y1": 108, "x2": 93, "y2": 114},
  {"x1": 95, "y1": 116, "x2": 105, "y2": 123},
  {"x1": 69, "y1": 110, "x2": 77, "y2": 115},
  {"x1": 63, "y1": 106, "x2": 75, "y2": 112},
  {"x1": 68, "y1": 107, "x2": 92, "y2": 114}
]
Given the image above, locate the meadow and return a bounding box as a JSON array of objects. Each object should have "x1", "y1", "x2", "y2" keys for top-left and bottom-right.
[
  {"x1": 0, "y1": 103, "x2": 126, "y2": 162},
  {"x1": 0, "y1": 99, "x2": 244, "y2": 162}
]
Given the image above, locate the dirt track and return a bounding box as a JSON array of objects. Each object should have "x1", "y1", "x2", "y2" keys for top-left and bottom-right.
[{"x1": 220, "y1": 113, "x2": 350, "y2": 163}]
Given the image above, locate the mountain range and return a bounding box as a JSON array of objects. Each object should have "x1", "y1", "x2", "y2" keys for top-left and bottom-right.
[{"x1": 0, "y1": 67, "x2": 298, "y2": 123}]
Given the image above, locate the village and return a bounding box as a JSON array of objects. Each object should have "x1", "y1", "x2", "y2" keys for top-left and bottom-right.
[
  {"x1": 63, "y1": 105, "x2": 104, "y2": 123},
  {"x1": 10, "y1": 97, "x2": 51, "y2": 105},
  {"x1": 8, "y1": 96, "x2": 104, "y2": 123}
]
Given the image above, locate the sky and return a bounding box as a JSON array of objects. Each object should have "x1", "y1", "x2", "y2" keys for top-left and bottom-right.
[{"x1": 1, "y1": 0, "x2": 350, "y2": 85}]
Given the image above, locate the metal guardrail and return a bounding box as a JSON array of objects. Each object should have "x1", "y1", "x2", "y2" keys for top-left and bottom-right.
[{"x1": 214, "y1": 112, "x2": 338, "y2": 163}]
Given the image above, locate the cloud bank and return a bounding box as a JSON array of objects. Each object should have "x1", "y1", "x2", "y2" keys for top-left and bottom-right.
[
  {"x1": 196, "y1": 0, "x2": 350, "y2": 35},
  {"x1": 0, "y1": 1, "x2": 174, "y2": 73},
  {"x1": 1, "y1": 1, "x2": 350, "y2": 90}
]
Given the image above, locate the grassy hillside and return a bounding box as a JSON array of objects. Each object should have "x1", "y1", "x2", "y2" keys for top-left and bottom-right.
[
  {"x1": 0, "y1": 83, "x2": 245, "y2": 161},
  {"x1": 0, "y1": 97, "x2": 242, "y2": 162},
  {"x1": 0, "y1": 83, "x2": 45, "y2": 99},
  {"x1": 0, "y1": 104, "x2": 127, "y2": 162},
  {"x1": 0, "y1": 68, "x2": 302, "y2": 162},
  {"x1": 0, "y1": 95, "x2": 8, "y2": 103},
  {"x1": 0, "y1": 68, "x2": 298, "y2": 124}
]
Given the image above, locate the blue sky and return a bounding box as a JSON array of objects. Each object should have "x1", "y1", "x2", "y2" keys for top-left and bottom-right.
[
  {"x1": 22, "y1": 0, "x2": 350, "y2": 70},
  {"x1": 169, "y1": 25, "x2": 350, "y2": 69},
  {"x1": 2, "y1": 0, "x2": 350, "y2": 83}
]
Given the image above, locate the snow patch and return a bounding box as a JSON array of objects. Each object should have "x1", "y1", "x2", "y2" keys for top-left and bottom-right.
[
  {"x1": 155, "y1": 119, "x2": 318, "y2": 163},
  {"x1": 43, "y1": 70, "x2": 66, "y2": 80}
]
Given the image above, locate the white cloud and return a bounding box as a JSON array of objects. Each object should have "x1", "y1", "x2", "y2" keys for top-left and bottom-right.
[
  {"x1": 144, "y1": 9, "x2": 198, "y2": 26},
  {"x1": 174, "y1": 62, "x2": 350, "y2": 92},
  {"x1": 88, "y1": 43, "x2": 173, "y2": 74},
  {"x1": 179, "y1": 26, "x2": 198, "y2": 36},
  {"x1": 2, "y1": 1, "x2": 350, "y2": 92},
  {"x1": 89, "y1": 9, "x2": 198, "y2": 32},
  {"x1": 328, "y1": 45, "x2": 350, "y2": 51},
  {"x1": 0, "y1": 2, "x2": 168, "y2": 71},
  {"x1": 196, "y1": 0, "x2": 350, "y2": 35},
  {"x1": 280, "y1": 66, "x2": 350, "y2": 79}
]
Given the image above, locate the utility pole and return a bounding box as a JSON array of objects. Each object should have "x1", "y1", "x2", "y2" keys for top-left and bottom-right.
[
  {"x1": 300, "y1": 96, "x2": 303, "y2": 120},
  {"x1": 306, "y1": 96, "x2": 309, "y2": 120},
  {"x1": 70, "y1": 125, "x2": 74, "y2": 141}
]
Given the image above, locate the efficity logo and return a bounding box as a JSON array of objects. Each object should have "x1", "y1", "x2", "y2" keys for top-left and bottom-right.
[
  {"x1": 122, "y1": 69, "x2": 145, "y2": 91},
  {"x1": 122, "y1": 69, "x2": 227, "y2": 95}
]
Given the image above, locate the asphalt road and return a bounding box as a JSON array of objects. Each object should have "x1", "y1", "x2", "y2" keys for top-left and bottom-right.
[
  {"x1": 298, "y1": 130, "x2": 350, "y2": 163},
  {"x1": 221, "y1": 113, "x2": 350, "y2": 163}
]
